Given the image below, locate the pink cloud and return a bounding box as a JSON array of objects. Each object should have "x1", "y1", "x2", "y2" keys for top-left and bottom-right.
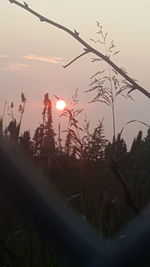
[
  {"x1": 0, "y1": 62, "x2": 29, "y2": 71},
  {"x1": 0, "y1": 55, "x2": 10, "y2": 58},
  {"x1": 24, "y1": 54, "x2": 63, "y2": 64}
]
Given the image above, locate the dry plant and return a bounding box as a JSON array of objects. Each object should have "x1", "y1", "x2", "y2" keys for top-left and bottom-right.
[
  {"x1": 86, "y1": 22, "x2": 135, "y2": 139},
  {"x1": 6, "y1": 93, "x2": 26, "y2": 141},
  {"x1": 60, "y1": 89, "x2": 84, "y2": 158}
]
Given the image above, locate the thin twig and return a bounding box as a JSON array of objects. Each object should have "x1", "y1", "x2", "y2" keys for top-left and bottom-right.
[
  {"x1": 63, "y1": 50, "x2": 90, "y2": 68},
  {"x1": 128, "y1": 87, "x2": 136, "y2": 94},
  {"x1": 8, "y1": 0, "x2": 150, "y2": 99}
]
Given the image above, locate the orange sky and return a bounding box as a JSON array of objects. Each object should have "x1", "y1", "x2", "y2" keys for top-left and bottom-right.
[{"x1": 0, "y1": 0, "x2": 150, "y2": 147}]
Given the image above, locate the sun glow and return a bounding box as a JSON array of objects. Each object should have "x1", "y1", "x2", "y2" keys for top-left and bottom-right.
[{"x1": 56, "y1": 99, "x2": 66, "y2": 111}]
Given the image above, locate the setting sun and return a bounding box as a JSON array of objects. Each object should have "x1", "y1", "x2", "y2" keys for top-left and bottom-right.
[{"x1": 56, "y1": 99, "x2": 66, "y2": 111}]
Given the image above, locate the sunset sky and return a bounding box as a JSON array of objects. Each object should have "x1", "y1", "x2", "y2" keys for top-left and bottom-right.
[{"x1": 1, "y1": 0, "x2": 150, "y2": 147}]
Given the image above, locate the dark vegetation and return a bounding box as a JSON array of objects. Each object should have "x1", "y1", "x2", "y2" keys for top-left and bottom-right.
[
  {"x1": 0, "y1": 91, "x2": 150, "y2": 266},
  {"x1": 1, "y1": 1, "x2": 150, "y2": 265}
]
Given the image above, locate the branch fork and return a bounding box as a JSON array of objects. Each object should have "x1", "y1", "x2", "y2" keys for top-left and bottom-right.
[{"x1": 8, "y1": 0, "x2": 150, "y2": 99}]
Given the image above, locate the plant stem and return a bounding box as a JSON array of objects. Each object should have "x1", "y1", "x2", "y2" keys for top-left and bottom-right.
[
  {"x1": 108, "y1": 67, "x2": 116, "y2": 141},
  {"x1": 112, "y1": 100, "x2": 116, "y2": 141}
]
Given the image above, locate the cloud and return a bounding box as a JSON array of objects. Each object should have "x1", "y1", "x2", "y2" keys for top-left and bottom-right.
[
  {"x1": 0, "y1": 55, "x2": 10, "y2": 58},
  {"x1": 0, "y1": 62, "x2": 30, "y2": 71},
  {"x1": 24, "y1": 54, "x2": 63, "y2": 64}
]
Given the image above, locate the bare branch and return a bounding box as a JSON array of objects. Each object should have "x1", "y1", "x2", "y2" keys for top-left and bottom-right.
[
  {"x1": 74, "y1": 29, "x2": 79, "y2": 36},
  {"x1": 8, "y1": 0, "x2": 150, "y2": 99},
  {"x1": 127, "y1": 87, "x2": 136, "y2": 94},
  {"x1": 23, "y1": 2, "x2": 28, "y2": 8},
  {"x1": 63, "y1": 50, "x2": 90, "y2": 68}
]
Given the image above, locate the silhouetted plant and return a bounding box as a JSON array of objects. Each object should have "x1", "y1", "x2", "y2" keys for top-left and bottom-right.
[
  {"x1": 19, "y1": 130, "x2": 33, "y2": 156},
  {"x1": 89, "y1": 119, "x2": 107, "y2": 160},
  {"x1": 0, "y1": 119, "x2": 3, "y2": 140},
  {"x1": 18, "y1": 92, "x2": 27, "y2": 136},
  {"x1": 130, "y1": 130, "x2": 143, "y2": 153},
  {"x1": 82, "y1": 117, "x2": 107, "y2": 161},
  {"x1": 86, "y1": 22, "x2": 134, "y2": 140},
  {"x1": 60, "y1": 89, "x2": 84, "y2": 158},
  {"x1": 41, "y1": 93, "x2": 55, "y2": 162},
  {"x1": 7, "y1": 119, "x2": 19, "y2": 141},
  {"x1": 6, "y1": 93, "x2": 27, "y2": 142},
  {"x1": 0, "y1": 101, "x2": 7, "y2": 141},
  {"x1": 105, "y1": 133, "x2": 127, "y2": 163},
  {"x1": 9, "y1": 101, "x2": 15, "y2": 121},
  {"x1": 33, "y1": 93, "x2": 56, "y2": 170},
  {"x1": 1, "y1": 100, "x2": 7, "y2": 121},
  {"x1": 33, "y1": 124, "x2": 44, "y2": 159}
]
